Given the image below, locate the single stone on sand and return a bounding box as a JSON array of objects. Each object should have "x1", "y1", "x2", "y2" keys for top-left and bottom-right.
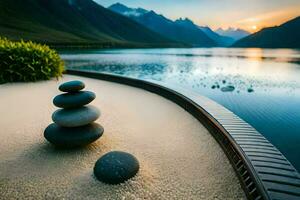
[
  {"x1": 52, "y1": 105, "x2": 100, "y2": 127},
  {"x1": 53, "y1": 91, "x2": 96, "y2": 108},
  {"x1": 44, "y1": 123, "x2": 104, "y2": 148},
  {"x1": 59, "y1": 80, "x2": 85, "y2": 93},
  {"x1": 94, "y1": 151, "x2": 140, "y2": 184}
]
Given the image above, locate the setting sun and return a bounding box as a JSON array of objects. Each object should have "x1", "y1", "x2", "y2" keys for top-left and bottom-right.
[{"x1": 251, "y1": 25, "x2": 257, "y2": 30}]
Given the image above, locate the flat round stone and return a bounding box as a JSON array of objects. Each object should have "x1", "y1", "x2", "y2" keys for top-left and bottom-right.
[
  {"x1": 53, "y1": 91, "x2": 96, "y2": 108},
  {"x1": 221, "y1": 85, "x2": 235, "y2": 92},
  {"x1": 52, "y1": 105, "x2": 100, "y2": 127},
  {"x1": 44, "y1": 123, "x2": 103, "y2": 148},
  {"x1": 94, "y1": 151, "x2": 140, "y2": 184},
  {"x1": 59, "y1": 80, "x2": 85, "y2": 92}
]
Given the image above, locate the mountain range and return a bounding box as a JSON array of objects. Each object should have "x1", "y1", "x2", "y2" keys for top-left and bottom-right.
[
  {"x1": 0, "y1": 1, "x2": 298, "y2": 48},
  {"x1": 199, "y1": 26, "x2": 236, "y2": 46},
  {"x1": 216, "y1": 28, "x2": 250, "y2": 41},
  {"x1": 109, "y1": 3, "x2": 217, "y2": 47},
  {"x1": 109, "y1": 3, "x2": 245, "y2": 47},
  {"x1": 233, "y1": 16, "x2": 300, "y2": 48},
  {"x1": 0, "y1": 0, "x2": 178, "y2": 47}
]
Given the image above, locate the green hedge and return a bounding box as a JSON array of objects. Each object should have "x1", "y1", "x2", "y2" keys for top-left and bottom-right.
[{"x1": 0, "y1": 38, "x2": 64, "y2": 83}]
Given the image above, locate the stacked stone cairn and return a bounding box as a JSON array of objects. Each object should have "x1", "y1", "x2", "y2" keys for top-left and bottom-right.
[
  {"x1": 44, "y1": 80, "x2": 139, "y2": 184},
  {"x1": 44, "y1": 80, "x2": 104, "y2": 148}
]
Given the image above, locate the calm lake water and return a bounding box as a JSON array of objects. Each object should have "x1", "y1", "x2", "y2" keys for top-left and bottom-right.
[{"x1": 60, "y1": 48, "x2": 300, "y2": 172}]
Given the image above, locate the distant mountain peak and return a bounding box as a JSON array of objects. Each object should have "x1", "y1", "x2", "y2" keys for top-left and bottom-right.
[
  {"x1": 174, "y1": 17, "x2": 198, "y2": 30},
  {"x1": 109, "y1": 2, "x2": 148, "y2": 17},
  {"x1": 177, "y1": 17, "x2": 192, "y2": 22},
  {"x1": 176, "y1": 17, "x2": 194, "y2": 24},
  {"x1": 147, "y1": 10, "x2": 156, "y2": 15},
  {"x1": 136, "y1": 8, "x2": 148, "y2": 13},
  {"x1": 109, "y1": 2, "x2": 129, "y2": 10},
  {"x1": 198, "y1": 26, "x2": 235, "y2": 46},
  {"x1": 113, "y1": 2, "x2": 124, "y2": 6},
  {"x1": 216, "y1": 27, "x2": 250, "y2": 40}
]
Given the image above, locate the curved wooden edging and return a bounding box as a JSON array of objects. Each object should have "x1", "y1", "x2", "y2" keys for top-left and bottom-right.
[{"x1": 66, "y1": 69, "x2": 300, "y2": 200}]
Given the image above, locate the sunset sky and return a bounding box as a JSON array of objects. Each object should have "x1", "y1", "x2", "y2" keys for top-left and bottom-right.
[{"x1": 97, "y1": 0, "x2": 300, "y2": 32}]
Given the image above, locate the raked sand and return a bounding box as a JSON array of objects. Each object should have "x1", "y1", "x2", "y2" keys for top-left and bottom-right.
[{"x1": 0, "y1": 75, "x2": 245, "y2": 199}]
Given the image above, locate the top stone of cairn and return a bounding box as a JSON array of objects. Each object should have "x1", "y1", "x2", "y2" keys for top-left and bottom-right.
[{"x1": 59, "y1": 80, "x2": 85, "y2": 92}]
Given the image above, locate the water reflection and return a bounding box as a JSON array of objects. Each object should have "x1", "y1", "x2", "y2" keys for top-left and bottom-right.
[{"x1": 60, "y1": 48, "x2": 300, "y2": 172}]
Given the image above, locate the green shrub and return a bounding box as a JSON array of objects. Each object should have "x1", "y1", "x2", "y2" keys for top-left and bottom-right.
[{"x1": 0, "y1": 38, "x2": 64, "y2": 83}]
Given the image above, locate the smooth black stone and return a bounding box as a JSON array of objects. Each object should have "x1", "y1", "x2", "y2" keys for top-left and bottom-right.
[
  {"x1": 59, "y1": 80, "x2": 85, "y2": 93},
  {"x1": 44, "y1": 123, "x2": 103, "y2": 148},
  {"x1": 221, "y1": 85, "x2": 235, "y2": 92},
  {"x1": 53, "y1": 91, "x2": 96, "y2": 108},
  {"x1": 248, "y1": 88, "x2": 254, "y2": 93},
  {"x1": 52, "y1": 105, "x2": 100, "y2": 127},
  {"x1": 94, "y1": 151, "x2": 140, "y2": 184}
]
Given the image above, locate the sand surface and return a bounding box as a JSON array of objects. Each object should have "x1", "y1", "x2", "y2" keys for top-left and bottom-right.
[{"x1": 0, "y1": 75, "x2": 245, "y2": 199}]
